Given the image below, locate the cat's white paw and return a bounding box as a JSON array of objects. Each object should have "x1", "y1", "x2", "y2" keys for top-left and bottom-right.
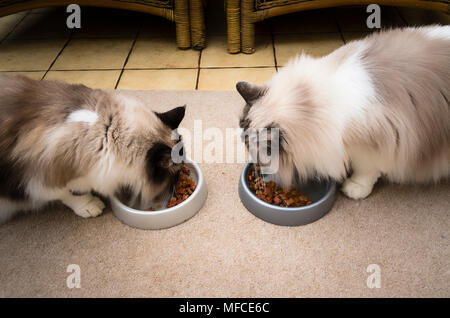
[
  {"x1": 341, "y1": 178, "x2": 373, "y2": 200},
  {"x1": 73, "y1": 196, "x2": 105, "y2": 218}
]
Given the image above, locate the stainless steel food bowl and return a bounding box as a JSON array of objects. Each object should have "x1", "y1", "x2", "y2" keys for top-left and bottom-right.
[
  {"x1": 111, "y1": 158, "x2": 207, "y2": 230},
  {"x1": 238, "y1": 163, "x2": 336, "y2": 226}
]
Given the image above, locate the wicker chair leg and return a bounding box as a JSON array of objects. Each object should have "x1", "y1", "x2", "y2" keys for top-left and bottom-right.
[
  {"x1": 241, "y1": 0, "x2": 255, "y2": 54},
  {"x1": 175, "y1": 0, "x2": 191, "y2": 49},
  {"x1": 226, "y1": 0, "x2": 241, "y2": 53},
  {"x1": 190, "y1": 0, "x2": 206, "y2": 49}
]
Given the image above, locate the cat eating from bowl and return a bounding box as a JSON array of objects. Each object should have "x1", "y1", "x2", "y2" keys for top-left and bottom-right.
[
  {"x1": 237, "y1": 26, "x2": 450, "y2": 199},
  {"x1": 0, "y1": 75, "x2": 185, "y2": 223}
]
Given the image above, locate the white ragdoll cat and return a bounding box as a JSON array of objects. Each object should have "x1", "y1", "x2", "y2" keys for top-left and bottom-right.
[
  {"x1": 237, "y1": 26, "x2": 450, "y2": 199},
  {"x1": 0, "y1": 75, "x2": 185, "y2": 224}
]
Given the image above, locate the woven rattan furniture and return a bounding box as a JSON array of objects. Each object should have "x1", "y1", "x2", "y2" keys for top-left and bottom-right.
[
  {"x1": 0, "y1": 0, "x2": 206, "y2": 49},
  {"x1": 226, "y1": 0, "x2": 449, "y2": 53}
]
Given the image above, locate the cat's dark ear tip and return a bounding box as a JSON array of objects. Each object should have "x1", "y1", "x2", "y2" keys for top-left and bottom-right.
[
  {"x1": 178, "y1": 105, "x2": 186, "y2": 120},
  {"x1": 156, "y1": 105, "x2": 186, "y2": 130},
  {"x1": 175, "y1": 105, "x2": 186, "y2": 116},
  {"x1": 236, "y1": 81, "x2": 264, "y2": 105},
  {"x1": 236, "y1": 81, "x2": 248, "y2": 92}
]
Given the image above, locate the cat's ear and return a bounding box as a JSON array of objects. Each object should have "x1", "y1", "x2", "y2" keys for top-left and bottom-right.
[
  {"x1": 156, "y1": 105, "x2": 186, "y2": 130},
  {"x1": 236, "y1": 81, "x2": 265, "y2": 105}
]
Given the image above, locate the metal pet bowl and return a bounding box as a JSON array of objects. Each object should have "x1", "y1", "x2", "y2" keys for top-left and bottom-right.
[
  {"x1": 238, "y1": 163, "x2": 336, "y2": 226},
  {"x1": 111, "y1": 158, "x2": 208, "y2": 230}
]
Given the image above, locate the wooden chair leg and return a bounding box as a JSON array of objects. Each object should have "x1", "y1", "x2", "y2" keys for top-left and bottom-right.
[
  {"x1": 189, "y1": 0, "x2": 206, "y2": 49},
  {"x1": 241, "y1": 0, "x2": 255, "y2": 54},
  {"x1": 174, "y1": 0, "x2": 191, "y2": 49},
  {"x1": 226, "y1": 0, "x2": 241, "y2": 53}
]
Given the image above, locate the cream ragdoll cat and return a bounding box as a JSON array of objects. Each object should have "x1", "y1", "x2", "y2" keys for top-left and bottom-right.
[{"x1": 238, "y1": 26, "x2": 450, "y2": 199}]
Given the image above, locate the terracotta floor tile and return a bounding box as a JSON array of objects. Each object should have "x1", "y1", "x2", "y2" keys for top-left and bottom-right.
[
  {"x1": 0, "y1": 39, "x2": 66, "y2": 71},
  {"x1": 126, "y1": 36, "x2": 200, "y2": 69},
  {"x1": 118, "y1": 69, "x2": 198, "y2": 90},
  {"x1": 44, "y1": 70, "x2": 121, "y2": 89},
  {"x1": 0, "y1": 71, "x2": 44, "y2": 80},
  {"x1": 52, "y1": 38, "x2": 133, "y2": 70}
]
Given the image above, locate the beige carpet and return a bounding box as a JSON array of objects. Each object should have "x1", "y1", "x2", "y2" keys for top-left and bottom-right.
[{"x1": 0, "y1": 90, "x2": 449, "y2": 298}]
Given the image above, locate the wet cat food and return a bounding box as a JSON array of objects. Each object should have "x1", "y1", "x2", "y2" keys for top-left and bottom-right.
[
  {"x1": 166, "y1": 164, "x2": 197, "y2": 208},
  {"x1": 248, "y1": 167, "x2": 312, "y2": 207},
  {"x1": 146, "y1": 165, "x2": 196, "y2": 211}
]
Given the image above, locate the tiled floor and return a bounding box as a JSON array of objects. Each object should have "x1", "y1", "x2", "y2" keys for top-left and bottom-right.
[{"x1": 0, "y1": 3, "x2": 448, "y2": 90}]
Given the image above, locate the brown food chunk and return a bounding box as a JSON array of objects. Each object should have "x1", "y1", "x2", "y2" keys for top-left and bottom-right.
[
  {"x1": 247, "y1": 166, "x2": 311, "y2": 207},
  {"x1": 165, "y1": 164, "x2": 197, "y2": 209}
]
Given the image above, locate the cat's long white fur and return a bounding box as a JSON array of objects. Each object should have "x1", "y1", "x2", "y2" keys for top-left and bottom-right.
[
  {"x1": 66, "y1": 109, "x2": 99, "y2": 124},
  {"x1": 243, "y1": 26, "x2": 450, "y2": 199},
  {"x1": 257, "y1": 44, "x2": 376, "y2": 179}
]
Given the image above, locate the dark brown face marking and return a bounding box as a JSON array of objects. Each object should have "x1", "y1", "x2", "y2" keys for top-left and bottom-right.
[
  {"x1": 239, "y1": 109, "x2": 251, "y2": 131},
  {"x1": 239, "y1": 107, "x2": 252, "y2": 149},
  {"x1": 0, "y1": 157, "x2": 27, "y2": 200},
  {"x1": 146, "y1": 142, "x2": 173, "y2": 185}
]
